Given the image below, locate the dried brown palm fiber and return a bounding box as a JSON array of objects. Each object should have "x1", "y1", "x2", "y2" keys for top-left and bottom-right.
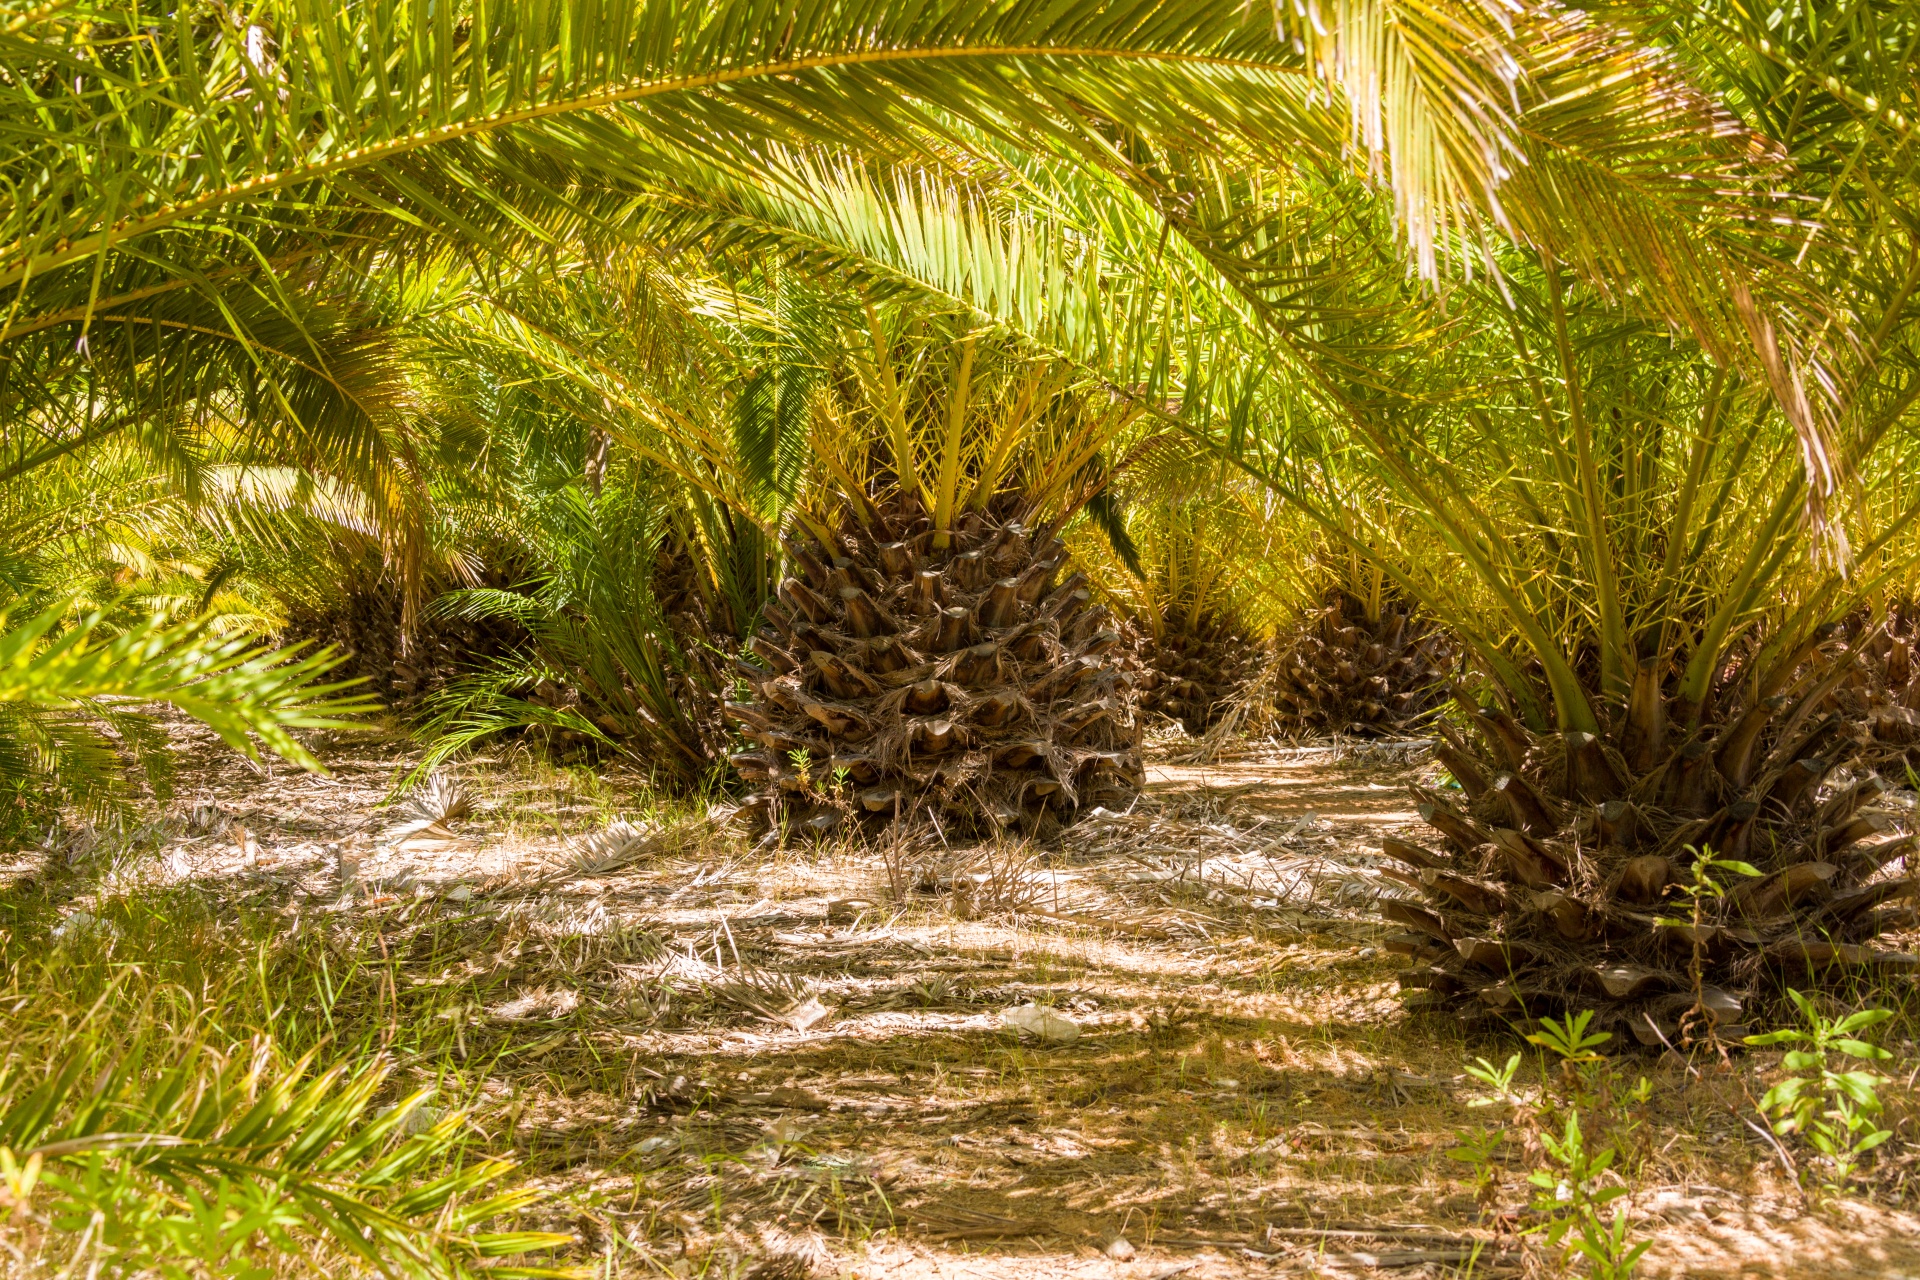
[
  {"x1": 1386, "y1": 631, "x2": 1920, "y2": 1044},
  {"x1": 282, "y1": 561, "x2": 526, "y2": 707},
  {"x1": 1136, "y1": 610, "x2": 1267, "y2": 735},
  {"x1": 1271, "y1": 588, "x2": 1454, "y2": 737},
  {"x1": 1822, "y1": 602, "x2": 1920, "y2": 770},
  {"x1": 728, "y1": 490, "x2": 1143, "y2": 840}
]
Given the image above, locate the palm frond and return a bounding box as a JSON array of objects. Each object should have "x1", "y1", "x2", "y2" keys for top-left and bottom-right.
[
  {"x1": 0, "y1": 967, "x2": 575, "y2": 1278},
  {"x1": 0, "y1": 601, "x2": 374, "y2": 835}
]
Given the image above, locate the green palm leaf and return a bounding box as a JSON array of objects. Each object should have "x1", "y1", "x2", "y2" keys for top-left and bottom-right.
[{"x1": 0, "y1": 600, "x2": 374, "y2": 834}]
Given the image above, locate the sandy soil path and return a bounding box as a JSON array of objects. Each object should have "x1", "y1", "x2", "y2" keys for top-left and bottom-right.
[{"x1": 50, "y1": 725, "x2": 1920, "y2": 1278}]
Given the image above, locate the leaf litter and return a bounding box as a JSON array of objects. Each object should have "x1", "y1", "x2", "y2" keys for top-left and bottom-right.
[{"x1": 24, "y1": 716, "x2": 1920, "y2": 1278}]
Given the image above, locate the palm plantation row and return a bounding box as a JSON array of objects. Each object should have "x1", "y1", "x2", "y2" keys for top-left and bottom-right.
[{"x1": 1, "y1": 0, "x2": 1917, "y2": 1272}]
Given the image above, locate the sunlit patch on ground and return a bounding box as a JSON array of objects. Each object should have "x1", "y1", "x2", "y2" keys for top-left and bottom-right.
[{"x1": 20, "y1": 720, "x2": 1920, "y2": 1277}]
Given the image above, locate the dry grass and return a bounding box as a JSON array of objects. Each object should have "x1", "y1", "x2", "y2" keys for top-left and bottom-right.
[{"x1": 8, "y1": 717, "x2": 1920, "y2": 1277}]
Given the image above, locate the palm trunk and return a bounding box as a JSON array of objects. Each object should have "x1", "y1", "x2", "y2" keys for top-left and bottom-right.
[
  {"x1": 1271, "y1": 588, "x2": 1454, "y2": 737},
  {"x1": 731, "y1": 490, "x2": 1144, "y2": 839}
]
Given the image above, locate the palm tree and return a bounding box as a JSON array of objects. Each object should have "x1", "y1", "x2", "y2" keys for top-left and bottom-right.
[
  {"x1": 385, "y1": 244, "x2": 798, "y2": 790},
  {"x1": 728, "y1": 317, "x2": 1152, "y2": 838},
  {"x1": 0, "y1": 433, "x2": 384, "y2": 835},
  {"x1": 1201, "y1": 232, "x2": 1920, "y2": 1035},
  {"x1": 1269, "y1": 543, "x2": 1457, "y2": 739},
  {"x1": 1080, "y1": 460, "x2": 1276, "y2": 737},
  {"x1": 417, "y1": 475, "x2": 739, "y2": 792}
]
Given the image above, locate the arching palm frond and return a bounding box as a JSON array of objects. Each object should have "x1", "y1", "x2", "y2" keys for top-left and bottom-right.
[
  {"x1": 0, "y1": 964, "x2": 571, "y2": 1278},
  {"x1": 0, "y1": 602, "x2": 374, "y2": 837},
  {"x1": 1631, "y1": 0, "x2": 1920, "y2": 485},
  {"x1": 0, "y1": 1, "x2": 1814, "y2": 440},
  {"x1": 0, "y1": 272, "x2": 437, "y2": 616}
]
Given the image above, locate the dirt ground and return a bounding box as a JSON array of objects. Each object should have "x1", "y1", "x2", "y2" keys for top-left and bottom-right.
[{"x1": 49, "y1": 724, "x2": 1920, "y2": 1278}]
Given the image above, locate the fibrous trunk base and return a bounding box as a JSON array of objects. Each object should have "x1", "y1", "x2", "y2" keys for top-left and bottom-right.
[
  {"x1": 731, "y1": 492, "x2": 1143, "y2": 841},
  {"x1": 1384, "y1": 635, "x2": 1914, "y2": 1043},
  {"x1": 1137, "y1": 612, "x2": 1265, "y2": 736},
  {"x1": 1272, "y1": 589, "x2": 1452, "y2": 737}
]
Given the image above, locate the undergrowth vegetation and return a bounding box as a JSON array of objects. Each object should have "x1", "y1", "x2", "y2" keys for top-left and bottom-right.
[
  {"x1": 2, "y1": 743, "x2": 1919, "y2": 1277},
  {"x1": 0, "y1": 886, "x2": 585, "y2": 1278}
]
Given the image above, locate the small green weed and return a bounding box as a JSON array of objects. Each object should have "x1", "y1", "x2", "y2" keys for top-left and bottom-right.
[
  {"x1": 1463, "y1": 1050, "x2": 1522, "y2": 1107},
  {"x1": 1451, "y1": 1011, "x2": 1652, "y2": 1274},
  {"x1": 1529, "y1": 1011, "x2": 1652, "y2": 1161},
  {"x1": 1527, "y1": 1111, "x2": 1651, "y2": 1280},
  {"x1": 1745, "y1": 989, "x2": 1896, "y2": 1190},
  {"x1": 1658, "y1": 845, "x2": 1762, "y2": 1041},
  {"x1": 1445, "y1": 1126, "x2": 1504, "y2": 1208}
]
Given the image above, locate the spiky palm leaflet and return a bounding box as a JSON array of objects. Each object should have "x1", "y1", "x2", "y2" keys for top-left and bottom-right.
[
  {"x1": 0, "y1": 601, "x2": 374, "y2": 840},
  {"x1": 0, "y1": 0, "x2": 1817, "y2": 546}
]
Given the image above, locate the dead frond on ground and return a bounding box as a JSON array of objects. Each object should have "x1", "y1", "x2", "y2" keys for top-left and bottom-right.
[
  {"x1": 945, "y1": 843, "x2": 1048, "y2": 920},
  {"x1": 9, "y1": 716, "x2": 1920, "y2": 1279}
]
